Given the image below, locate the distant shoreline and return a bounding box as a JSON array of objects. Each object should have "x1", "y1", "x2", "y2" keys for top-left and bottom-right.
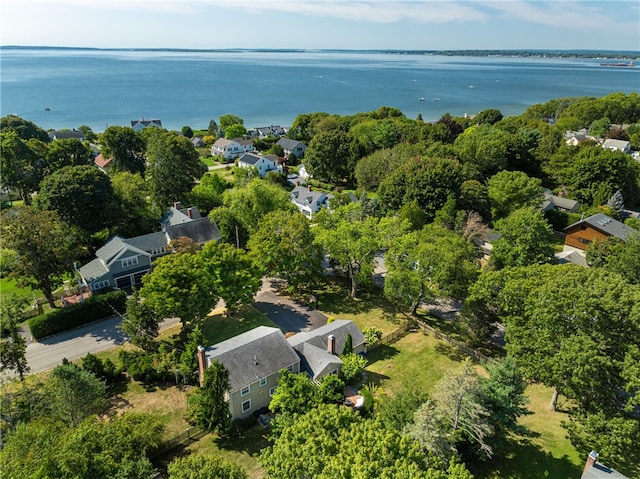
[{"x1": 2, "y1": 45, "x2": 640, "y2": 60}]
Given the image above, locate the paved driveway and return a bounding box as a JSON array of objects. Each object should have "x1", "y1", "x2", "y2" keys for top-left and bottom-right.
[{"x1": 253, "y1": 278, "x2": 327, "y2": 333}]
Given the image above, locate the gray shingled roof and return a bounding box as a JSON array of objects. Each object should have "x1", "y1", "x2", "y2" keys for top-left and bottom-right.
[
  {"x1": 292, "y1": 342, "x2": 342, "y2": 380},
  {"x1": 205, "y1": 327, "x2": 299, "y2": 392},
  {"x1": 78, "y1": 258, "x2": 109, "y2": 283},
  {"x1": 48, "y1": 130, "x2": 85, "y2": 140},
  {"x1": 565, "y1": 213, "x2": 634, "y2": 241},
  {"x1": 290, "y1": 186, "x2": 328, "y2": 207},
  {"x1": 160, "y1": 206, "x2": 202, "y2": 227},
  {"x1": 125, "y1": 231, "x2": 168, "y2": 254},
  {"x1": 95, "y1": 236, "x2": 149, "y2": 264},
  {"x1": 276, "y1": 138, "x2": 303, "y2": 150},
  {"x1": 165, "y1": 218, "x2": 221, "y2": 244},
  {"x1": 582, "y1": 463, "x2": 629, "y2": 479},
  {"x1": 288, "y1": 320, "x2": 365, "y2": 356}
]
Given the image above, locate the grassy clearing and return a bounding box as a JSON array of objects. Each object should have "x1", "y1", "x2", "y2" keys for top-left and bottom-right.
[
  {"x1": 110, "y1": 381, "x2": 192, "y2": 439},
  {"x1": 365, "y1": 330, "x2": 469, "y2": 394},
  {"x1": 0, "y1": 277, "x2": 39, "y2": 299},
  {"x1": 476, "y1": 383, "x2": 582, "y2": 479},
  {"x1": 315, "y1": 279, "x2": 408, "y2": 336}
]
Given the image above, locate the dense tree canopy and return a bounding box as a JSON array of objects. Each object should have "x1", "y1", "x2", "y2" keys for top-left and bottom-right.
[
  {"x1": 145, "y1": 128, "x2": 206, "y2": 209},
  {"x1": 35, "y1": 165, "x2": 119, "y2": 234},
  {"x1": 0, "y1": 131, "x2": 45, "y2": 205},
  {"x1": 99, "y1": 126, "x2": 146, "y2": 174}
]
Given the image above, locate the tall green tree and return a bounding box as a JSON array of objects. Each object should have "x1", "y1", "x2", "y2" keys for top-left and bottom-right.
[
  {"x1": 490, "y1": 207, "x2": 554, "y2": 269},
  {"x1": 138, "y1": 252, "x2": 218, "y2": 332},
  {"x1": 199, "y1": 242, "x2": 261, "y2": 315},
  {"x1": 586, "y1": 231, "x2": 640, "y2": 285},
  {"x1": 247, "y1": 209, "x2": 322, "y2": 293},
  {"x1": 99, "y1": 126, "x2": 146, "y2": 174},
  {"x1": 304, "y1": 129, "x2": 353, "y2": 183},
  {"x1": 377, "y1": 156, "x2": 463, "y2": 220},
  {"x1": 487, "y1": 170, "x2": 543, "y2": 219},
  {"x1": 1, "y1": 206, "x2": 78, "y2": 308},
  {"x1": 145, "y1": 128, "x2": 206, "y2": 209},
  {"x1": 0, "y1": 131, "x2": 44, "y2": 205},
  {"x1": 314, "y1": 204, "x2": 383, "y2": 299},
  {"x1": 46, "y1": 363, "x2": 108, "y2": 425},
  {"x1": 110, "y1": 171, "x2": 156, "y2": 237},
  {"x1": 0, "y1": 115, "x2": 49, "y2": 142},
  {"x1": 219, "y1": 178, "x2": 294, "y2": 235},
  {"x1": 188, "y1": 359, "x2": 232, "y2": 434},
  {"x1": 384, "y1": 224, "x2": 478, "y2": 314},
  {"x1": 0, "y1": 295, "x2": 30, "y2": 381},
  {"x1": 121, "y1": 290, "x2": 162, "y2": 352},
  {"x1": 35, "y1": 165, "x2": 119, "y2": 234},
  {"x1": 45, "y1": 138, "x2": 94, "y2": 173}
]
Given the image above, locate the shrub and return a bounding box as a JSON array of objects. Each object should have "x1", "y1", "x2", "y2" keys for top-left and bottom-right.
[
  {"x1": 363, "y1": 327, "x2": 383, "y2": 346},
  {"x1": 28, "y1": 290, "x2": 126, "y2": 339},
  {"x1": 340, "y1": 353, "x2": 367, "y2": 384}
]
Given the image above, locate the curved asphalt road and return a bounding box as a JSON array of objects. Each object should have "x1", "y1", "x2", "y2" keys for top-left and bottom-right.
[{"x1": 16, "y1": 278, "x2": 326, "y2": 376}]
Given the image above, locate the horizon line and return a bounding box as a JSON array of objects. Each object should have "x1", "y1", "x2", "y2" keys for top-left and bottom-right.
[{"x1": 2, "y1": 45, "x2": 640, "y2": 55}]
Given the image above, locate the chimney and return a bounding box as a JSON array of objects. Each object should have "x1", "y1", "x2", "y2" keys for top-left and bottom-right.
[
  {"x1": 327, "y1": 334, "x2": 336, "y2": 355},
  {"x1": 197, "y1": 346, "x2": 206, "y2": 386},
  {"x1": 187, "y1": 207, "x2": 193, "y2": 219},
  {"x1": 174, "y1": 201, "x2": 182, "y2": 210},
  {"x1": 582, "y1": 451, "x2": 598, "y2": 476}
]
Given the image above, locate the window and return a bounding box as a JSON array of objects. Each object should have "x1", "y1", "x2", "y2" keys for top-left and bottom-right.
[
  {"x1": 287, "y1": 364, "x2": 294, "y2": 372},
  {"x1": 121, "y1": 256, "x2": 139, "y2": 268},
  {"x1": 578, "y1": 237, "x2": 592, "y2": 245},
  {"x1": 259, "y1": 377, "x2": 267, "y2": 387},
  {"x1": 269, "y1": 387, "x2": 276, "y2": 396},
  {"x1": 93, "y1": 280, "x2": 109, "y2": 290},
  {"x1": 242, "y1": 399, "x2": 251, "y2": 413},
  {"x1": 240, "y1": 385, "x2": 250, "y2": 397}
]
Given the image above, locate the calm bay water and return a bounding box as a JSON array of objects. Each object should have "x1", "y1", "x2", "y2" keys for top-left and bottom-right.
[{"x1": 1, "y1": 48, "x2": 639, "y2": 133}]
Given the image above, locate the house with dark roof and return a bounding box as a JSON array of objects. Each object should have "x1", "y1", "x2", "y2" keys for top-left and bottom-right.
[
  {"x1": 78, "y1": 202, "x2": 220, "y2": 292},
  {"x1": 237, "y1": 153, "x2": 282, "y2": 178},
  {"x1": 563, "y1": 213, "x2": 635, "y2": 253},
  {"x1": 540, "y1": 189, "x2": 580, "y2": 213},
  {"x1": 48, "y1": 129, "x2": 85, "y2": 142},
  {"x1": 276, "y1": 138, "x2": 307, "y2": 158},
  {"x1": 130, "y1": 118, "x2": 162, "y2": 131},
  {"x1": 197, "y1": 327, "x2": 301, "y2": 419},
  {"x1": 197, "y1": 320, "x2": 366, "y2": 418}
]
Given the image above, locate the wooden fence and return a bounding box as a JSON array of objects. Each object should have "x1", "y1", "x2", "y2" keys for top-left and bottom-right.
[
  {"x1": 150, "y1": 425, "x2": 208, "y2": 458},
  {"x1": 369, "y1": 317, "x2": 492, "y2": 364}
]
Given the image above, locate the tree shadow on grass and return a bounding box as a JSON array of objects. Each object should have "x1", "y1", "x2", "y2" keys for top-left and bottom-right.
[
  {"x1": 472, "y1": 437, "x2": 581, "y2": 479},
  {"x1": 213, "y1": 422, "x2": 270, "y2": 457},
  {"x1": 434, "y1": 341, "x2": 469, "y2": 362},
  {"x1": 366, "y1": 344, "x2": 400, "y2": 363},
  {"x1": 362, "y1": 370, "x2": 391, "y2": 388}
]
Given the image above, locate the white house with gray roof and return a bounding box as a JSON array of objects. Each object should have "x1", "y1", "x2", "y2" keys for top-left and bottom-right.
[
  {"x1": 275, "y1": 138, "x2": 307, "y2": 158},
  {"x1": 237, "y1": 153, "x2": 282, "y2": 178},
  {"x1": 290, "y1": 185, "x2": 331, "y2": 217},
  {"x1": 602, "y1": 138, "x2": 631, "y2": 153},
  {"x1": 211, "y1": 138, "x2": 255, "y2": 160}
]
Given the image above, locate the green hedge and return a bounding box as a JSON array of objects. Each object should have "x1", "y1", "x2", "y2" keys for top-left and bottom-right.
[{"x1": 29, "y1": 290, "x2": 127, "y2": 340}]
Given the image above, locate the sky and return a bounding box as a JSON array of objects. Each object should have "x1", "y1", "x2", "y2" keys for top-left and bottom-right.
[{"x1": 1, "y1": 0, "x2": 639, "y2": 51}]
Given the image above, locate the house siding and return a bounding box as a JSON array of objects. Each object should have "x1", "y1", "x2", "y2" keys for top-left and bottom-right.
[
  {"x1": 228, "y1": 363, "x2": 299, "y2": 418},
  {"x1": 564, "y1": 226, "x2": 610, "y2": 251}
]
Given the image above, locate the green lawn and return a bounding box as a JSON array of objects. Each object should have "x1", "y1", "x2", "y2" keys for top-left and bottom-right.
[
  {"x1": 200, "y1": 156, "x2": 217, "y2": 167},
  {"x1": 0, "y1": 277, "x2": 39, "y2": 298},
  {"x1": 315, "y1": 279, "x2": 408, "y2": 336}
]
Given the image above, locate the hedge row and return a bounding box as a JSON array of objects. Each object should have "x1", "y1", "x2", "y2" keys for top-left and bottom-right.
[{"x1": 29, "y1": 290, "x2": 127, "y2": 340}]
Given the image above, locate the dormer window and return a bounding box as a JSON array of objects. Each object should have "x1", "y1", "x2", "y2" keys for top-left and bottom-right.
[{"x1": 121, "y1": 256, "x2": 139, "y2": 268}]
